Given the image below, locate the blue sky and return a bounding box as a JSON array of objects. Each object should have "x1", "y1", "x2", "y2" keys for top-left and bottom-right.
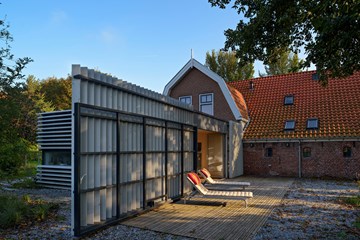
[{"x1": 3, "y1": 0, "x2": 264, "y2": 93}]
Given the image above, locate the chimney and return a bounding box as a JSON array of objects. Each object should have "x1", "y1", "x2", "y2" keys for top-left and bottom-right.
[{"x1": 249, "y1": 80, "x2": 255, "y2": 90}]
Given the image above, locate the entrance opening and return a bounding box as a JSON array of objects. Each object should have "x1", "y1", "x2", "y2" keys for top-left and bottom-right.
[{"x1": 197, "y1": 130, "x2": 225, "y2": 178}]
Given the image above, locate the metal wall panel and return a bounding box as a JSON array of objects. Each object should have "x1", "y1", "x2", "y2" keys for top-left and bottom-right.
[
  {"x1": 37, "y1": 110, "x2": 72, "y2": 150},
  {"x1": 72, "y1": 65, "x2": 196, "y2": 237}
]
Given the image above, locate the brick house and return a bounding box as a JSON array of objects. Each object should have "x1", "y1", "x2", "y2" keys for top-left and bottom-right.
[{"x1": 164, "y1": 58, "x2": 360, "y2": 179}]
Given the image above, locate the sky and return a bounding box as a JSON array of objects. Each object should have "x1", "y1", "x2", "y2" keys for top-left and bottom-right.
[{"x1": 2, "y1": 0, "x2": 265, "y2": 93}]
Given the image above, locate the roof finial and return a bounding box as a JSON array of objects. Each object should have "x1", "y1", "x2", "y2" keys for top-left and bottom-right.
[{"x1": 191, "y1": 49, "x2": 193, "y2": 59}]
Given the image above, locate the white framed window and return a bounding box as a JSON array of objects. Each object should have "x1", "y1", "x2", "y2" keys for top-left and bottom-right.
[
  {"x1": 179, "y1": 96, "x2": 192, "y2": 105},
  {"x1": 307, "y1": 118, "x2": 319, "y2": 129},
  {"x1": 284, "y1": 120, "x2": 295, "y2": 130},
  {"x1": 199, "y1": 93, "x2": 214, "y2": 115}
]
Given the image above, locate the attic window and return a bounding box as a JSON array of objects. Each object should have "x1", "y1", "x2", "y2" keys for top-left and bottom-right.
[
  {"x1": 307, "y1": 118, "x2": 319, "y2": 129},
  {"x1": 179, "y1": 96, "x2": 192, "y2": 105},
  {"x1": 284, "y1": 120, "x2": 295, "y2": 130},
  {"x1": 199, "y1": 93, "x2": 214, "y2": 115},
  {"x1": 284, "y1": 95, "x2": 294, "y2": 105}
]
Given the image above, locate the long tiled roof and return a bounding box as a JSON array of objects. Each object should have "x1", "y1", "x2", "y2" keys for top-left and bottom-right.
[{"x1": 229, "y1": 71, "x2": 360, "y2": 140}]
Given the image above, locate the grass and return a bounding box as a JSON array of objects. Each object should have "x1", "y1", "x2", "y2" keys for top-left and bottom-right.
[
  {"x1": 0, "y1": 194, "x2": 59, "y2": 229},
  {"x1": 11, "y1": 177, "x2": 39, "y2": 189}
]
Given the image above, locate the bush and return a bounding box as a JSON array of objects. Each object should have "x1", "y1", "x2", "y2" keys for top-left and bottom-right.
[
  {"x1": 0, "y1": 194, "x2": 59, "y2": 229},
  {"x1": 0, "y1": 139, "x2": 30, "y2": 174}
]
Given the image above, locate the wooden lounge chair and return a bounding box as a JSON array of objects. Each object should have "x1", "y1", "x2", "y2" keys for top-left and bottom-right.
[
  {"x1": 185, "y1": 172, "x2": 253, "y2": 207},
  {"x1": 198, "y1": 168, "x2": 250, "y2": 190}
]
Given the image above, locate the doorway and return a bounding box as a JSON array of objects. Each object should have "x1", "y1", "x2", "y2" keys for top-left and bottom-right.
[{"x1": 197, "y1": 130, "x2": 225, "y2": 178}]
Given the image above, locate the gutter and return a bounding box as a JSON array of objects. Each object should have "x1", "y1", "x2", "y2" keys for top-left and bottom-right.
[
  {"x1": 298, "y1": 140, "x2": 302, "y2": 178},
  {"x1": 243, "y1": 138, "x2": 360, "y2": 143}
]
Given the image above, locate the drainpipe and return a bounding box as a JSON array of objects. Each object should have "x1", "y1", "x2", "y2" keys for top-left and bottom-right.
[{"x1": 298, "y1": 140, "x2": 302, "y2": 178}]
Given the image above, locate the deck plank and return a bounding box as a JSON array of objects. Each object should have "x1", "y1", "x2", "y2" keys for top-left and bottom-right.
[{"x1": 122, "y1": 177, "x2": 293, "y2": 240}]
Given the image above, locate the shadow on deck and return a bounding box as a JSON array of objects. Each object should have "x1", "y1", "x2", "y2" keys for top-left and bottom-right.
[{"x1": 122, "y1": 176, "x2": 294, "y2": 240}]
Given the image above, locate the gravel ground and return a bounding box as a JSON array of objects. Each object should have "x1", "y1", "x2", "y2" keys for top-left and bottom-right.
[
  {"x1": 254, "y1": 178, "x2": 360, "y2": 240},
  {"x1": 0, "y1": 178, "x2": 359, "y2": 240}
]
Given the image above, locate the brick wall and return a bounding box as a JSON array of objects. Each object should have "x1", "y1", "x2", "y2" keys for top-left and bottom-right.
[
  {"x1": 243, "y1": 141, "x2": 360, "y2": 179},
  {"x1": 169, "y1": 68, "x2": 235, "y2": 121}
]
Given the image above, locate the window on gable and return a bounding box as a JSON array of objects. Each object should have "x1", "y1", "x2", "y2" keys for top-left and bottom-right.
[
  {"x1": 307, "y1": 118, "x2": 319, "y2": 129},
  {"x1": 265, "y1": 148, "x2": 273, "y2": 157},
  {"x1": 284, "y1": 120, "x2": 295, "y2": 131},
  {"x1": 199, "y1": 93, "x2": 214, "y2": 115},
  {"x1": 284, "y1": 95, "x2": 294, "y2": 105},
  {"x1": 303, "y1": 147, "x2": 311, "y2": 158},
  {"x1": 343, "y1": 147, "x2": 352, "y2": 158},
  {"x1": 179, "y1": 96, "x2": 192, "y2": 105}
]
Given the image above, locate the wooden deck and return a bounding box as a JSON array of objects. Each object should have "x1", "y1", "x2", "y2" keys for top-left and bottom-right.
[{"x1": 122, "y1": 177, "x2": 294, "y2": 240}]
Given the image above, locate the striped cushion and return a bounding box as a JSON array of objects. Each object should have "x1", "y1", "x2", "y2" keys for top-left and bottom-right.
[
  {"x1": 200, "y1": 168, "x2": 211, "y2": 178},
  {"x1": 187, "y1": 172, "x2": 201, "y2": 185}
]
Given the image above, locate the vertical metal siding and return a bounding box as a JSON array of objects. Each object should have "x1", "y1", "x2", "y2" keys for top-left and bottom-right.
[{"x1": 72, "y1": 65, "x2": 198, "y2": 236}]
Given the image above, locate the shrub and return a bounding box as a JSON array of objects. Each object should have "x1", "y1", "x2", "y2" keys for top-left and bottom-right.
[
  {"x1": 0, "y1": 139, "x2": 30, "y2": 174},
  {"x1": 0, "y1": 194, "x2": 59, "y2": 229}
]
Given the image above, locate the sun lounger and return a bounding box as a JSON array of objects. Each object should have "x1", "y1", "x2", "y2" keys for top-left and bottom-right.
[
  {"x1": 185, "y1": 172, "x2": 253, "y2": 207},
  {"x1": 198, "y1": 168, "x2": 250, "y2": 190}
]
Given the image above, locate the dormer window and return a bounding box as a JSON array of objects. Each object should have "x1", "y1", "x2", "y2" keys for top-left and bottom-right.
[
  {"x1": 307, "y1": 118, "x2": 319, "y2": 129},
  {"x1": 179, "y1": 96, "x2": 192, "y2": 105},
  {"x1": 284, "y1": 95, "x2": 294, "y2": 105},
  {"x1": 284, "y1": 120, "x2": 295, "y2": 130}
]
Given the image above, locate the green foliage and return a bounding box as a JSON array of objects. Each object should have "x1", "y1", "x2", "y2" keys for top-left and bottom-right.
[
  {"x1": 260, "y1": 47, "x2": 304, "y2": 76},
  {"x1": 343, "y1": 196, "x2": 360, "y2": 207},
  {"x1": 0, "y1": 194, "x2": 59, "y2": 229},
  {"x1": 205, "y1": 49, "x2": 254, "y2": 82},
  {"x1": 40, "y1": 76, "x2": 72, "y2": 110},
  {"x1": 12, "y1": 177, "x2": 39, "y2": 189},
  {"x1": 208, "y1": 0, "x2": 360, "y2": 85},
  {"x1": 0, "y1": 138, "x2": 29, "y2": 174}
]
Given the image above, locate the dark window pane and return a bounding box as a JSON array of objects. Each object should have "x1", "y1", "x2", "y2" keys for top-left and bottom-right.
[
  {"x1": 43, "y1": 151, "x2": 71, "y2": 166},
  {"x1": 265, "y1": 148, "x2": 273, "y2": 157},
  {"x1": 303, "y1": 147, "x2": 311, "y2": 158},
  {"x1": 343, "y1": 147, "x2": 352, "y2": 158}
]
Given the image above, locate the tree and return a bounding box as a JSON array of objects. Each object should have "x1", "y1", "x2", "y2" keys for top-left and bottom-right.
[
  {"x1": 205, "y1": 49, "x2": 254, "y2": 82},
  {"x1": 40, "y1": 76, "x2": 72, "y2": 110},
  {"x1": 208, "y1": 0, "x2": 360, "y2": 85},
  {"x1": 260, "y1": 47, "x2": 304, "y2": 76},
  {"x1": 0, "y1": 13, "x2": 33, "y2": 173},
  {"x1": 15, "y1": 76, "x2": 54, "y2": 143}
]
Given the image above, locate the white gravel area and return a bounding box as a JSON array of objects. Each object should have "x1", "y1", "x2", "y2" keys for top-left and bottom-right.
[
  {"x1": 254, "y1": 178, "x2": 360, "y2": 240},
  {"x1": 1, "y1": 178, "x2": 359, "y2": 240}
]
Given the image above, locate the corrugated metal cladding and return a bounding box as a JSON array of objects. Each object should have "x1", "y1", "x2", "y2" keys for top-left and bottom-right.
[
  {"x1": 37, "y1": 110, "x2": 72, "y2": 150},
  {"x1": 36, "y1": 110, "x2": 72, "y2": 188},
  {"x1": 72, "y1": 65, "x2": 195, "y2": 237}
]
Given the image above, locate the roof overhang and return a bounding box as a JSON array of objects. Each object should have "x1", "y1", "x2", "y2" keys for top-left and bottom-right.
[{"x1": 163, "y1": 58, "x2": 243, "y2": 121}]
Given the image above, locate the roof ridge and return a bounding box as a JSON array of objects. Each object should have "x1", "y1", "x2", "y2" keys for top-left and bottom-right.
[{"x1": 231, "y1": 70, "x2": 318, "y2": 83}]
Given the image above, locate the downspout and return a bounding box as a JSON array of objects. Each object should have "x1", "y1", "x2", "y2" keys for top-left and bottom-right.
[{"x1": 298, "y1": 140, "x2": 302, "y2": 178}]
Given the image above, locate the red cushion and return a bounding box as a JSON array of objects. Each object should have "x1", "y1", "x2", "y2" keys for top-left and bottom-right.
[
  {"x1": 187, "y1": 172, "x2": 201, "y2": 185},
  {"x1": 200, "y1": 168, "x2": 211, "y2": 178}
]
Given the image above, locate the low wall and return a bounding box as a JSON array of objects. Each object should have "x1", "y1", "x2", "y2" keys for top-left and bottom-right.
[{"x1": 243, "y1": 141, "x2": 360, "y2": 179}]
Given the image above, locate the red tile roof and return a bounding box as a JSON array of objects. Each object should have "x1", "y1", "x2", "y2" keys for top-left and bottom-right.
[
  {"x1": 229, "y1": 71, "x2": 360, "y2": 140},
  {"x1": 227, "y1": 84, "x2": 249, "y2": 120}
]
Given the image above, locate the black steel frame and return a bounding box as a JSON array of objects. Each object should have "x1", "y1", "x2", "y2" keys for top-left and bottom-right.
[{"x1": 73, "y1": 103, "x2": 196, "y2": 237}]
